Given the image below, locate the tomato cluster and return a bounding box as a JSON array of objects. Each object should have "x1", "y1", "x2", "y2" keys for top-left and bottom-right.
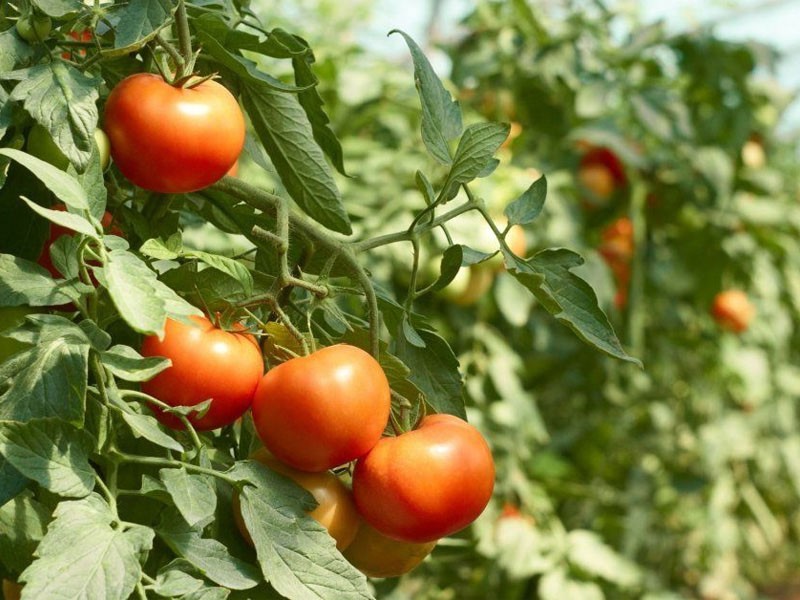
[{"x1": 140, "y1": 319, "x2": 495, "y2": 577}]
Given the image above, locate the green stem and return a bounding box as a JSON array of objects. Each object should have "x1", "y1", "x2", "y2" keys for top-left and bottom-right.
[
  {"x1": 154, "y1": 32, "x2": 185, "y2": 70},
  {"x1": 174, "y1": 0, "x2": 194, "y2": 77},
  {"x1": 627, "y1": 179, "x2": 647, "y2": 357},
  {"x1": 115, "y1": 452, "x2": 239, "y2": 486},
  {"x1": 118, "y1": 389, "x2": 202, "y2": 452}
]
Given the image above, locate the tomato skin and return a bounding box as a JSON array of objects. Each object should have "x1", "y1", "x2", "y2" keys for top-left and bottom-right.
[
  {"x1": 352, "y1": 414, "x2": 495, "y2": 543},
  {"x1": 104, "y1": 74, "x2": 245, "y2": 193},
  {"x1": 344, "y1": 518, "x2": 437, "y2": 578},
  {"x1": 712, "y1": 290, "x2": 754, "y2": 333},
  {"x1": 141, "y1": 316, "x2": 264, "y2": 430},
  {"x1": 234, "y1": 448, "x2": 359, "y2": 551},
  {"x1": 0, "y1": 306, "x2": 35, "y2": 363},
  {"x1": 251, "y1": 344, "x2": 391, "y2": 472}
]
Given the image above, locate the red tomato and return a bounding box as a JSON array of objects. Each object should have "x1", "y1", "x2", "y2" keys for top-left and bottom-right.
[
  {"x1": 343, "y1": 518, "x2": 437, "y2": 578},
  {"x1": 141, "y1": 316, "x2": 263, "y2": 430},
  {"x1": 104, "y1": 73, "x2": 245, "y2": 193},
  {"x1": 251, "y1": 344, "x2": 391, "y2": 472},
  {"x1": 61, "y1": 29, "x2": 92, "y2": 60},
  {"x1": 233, "y1": 448, "x2": 359, "y2": 551},
  {"x1": 352, "y1": 414, "x2": 495, "y2": 543},
  {"x1": 578, "y1": 147, "x2": 626, "y2": 201},
  {"x1": 712, "y1": 290, "x2": 755, "y2": 333}
]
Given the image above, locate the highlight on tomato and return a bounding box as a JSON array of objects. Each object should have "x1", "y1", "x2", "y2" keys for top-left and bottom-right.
[
  {"x1": 104, "y1": 73, "x2": 245, "y2": 193},
  {"x1": 140, "y1": 315, "x2": 264, "y2": 430},
  {"x1": 251, "y1": 344, "x2": 391, "y2": 472},
  {"x1": 343, "y1": 518, "x2": 437, "y2": 578},
  {"x1": 712, "y1": 289, "x2": 755, "y2": 333},
  {"x1": 352, "y1": 413, "x2": 495, "y2": 544},
  {"x1": 233, "y1": 448, "x2": 359, "y2": 551}
]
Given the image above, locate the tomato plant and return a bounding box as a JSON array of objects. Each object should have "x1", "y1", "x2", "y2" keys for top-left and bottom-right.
[
  {"x1": 104, "y1": 74, "x2": 245, "y2": 193},
  {"x1": 352, "y1": 414, "x2": 495, "y2": 543},
  {"x1": 15, "y1": 13, "x2": 50, "y2": 43},
  {"x1": 343, "y1": 519, "x2": 437, "y2": 579},
  {"x1": 251, "y1": 344, "x2": 391, "y2": 472},
  {"x1": 141, "y1": 315, "x2": 263, "y2": 430},
  {"x1": 0, "y1": 307, "x2": 33, "y2": 363}
]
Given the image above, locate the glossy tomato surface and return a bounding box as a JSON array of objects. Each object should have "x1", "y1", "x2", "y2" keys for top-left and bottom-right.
[
  {"x1": 251, "y1": 344, "x2": 391, "y2": 472},
  {"x1": 234, "y1": 448, "x2": 359, "y2": 551},
  {"x1": 344, "y1": 518, "x2": 437, "y2": 578},
  {"x1": 104, "y1": 73, "x2": 244, "y2": 193},
  {"x1": 712, "y1": 289, "x2": 755, "y2": 333},
  {"x1": 352, "y1": 414, "x2": 495, "y2": 543},
  {"x1": 141, "y1": 315, "x2": 263, "y2": 430}
]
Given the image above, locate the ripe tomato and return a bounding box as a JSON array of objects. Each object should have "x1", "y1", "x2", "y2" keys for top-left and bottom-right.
[
  {"x1": 598, "y1": 217, "x2": 634, "y2": 265},
  {"x1": 62, "y1": 29, "x2": 92, "y2": 60},
  {"x1": 104, "y1": 73, "x2": 245, "y2": 193},
  {"x1": 141, "y1": 315, "x2": 263, "y2": 430},
  {"x1": 578, "y1": 147, "x2": 626, "y2": 202},
  {"x1": 712, "y1": 290, "x2": 755, "y2": 333},
  {"x1": 2, "y1": 579, "x2": 21, "y2": 600},
  {"x1": 343, "y1": 518, "x2": 437, "y2": 578},
  {"x1": 352, "y1": 414, "x2": 495, "y2": 543},
  {"x1": 233, "y1": 448, "x2": 359, "y2": 551},
  {"x1": 0, "y1": 306, "x2": 34, "y2": 363},
  {"x1": 251, "y1": 344, "x2": 391, "y2": 472},
  {"x1": 28, "y1": 125, "x2": 111, "y2": 171}
]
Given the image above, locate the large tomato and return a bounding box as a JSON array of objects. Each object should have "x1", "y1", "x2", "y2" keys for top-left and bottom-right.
[
  {"x1": 712, "y1": 290, "x2": 755, "y2": 333},
  {"x1": 343, "y1": 518, "x2": 437, "y2": 578},
  {"x1": 352, "y1": 414, "x2": 495, "y2": 543},
  {"x1": 103, "y1": 73, "x2": 245, "y2": 193},
  {"x1": 141, "y1": 316, "x2": 263, "y2": 430},
  {"x1": 234, "y1": 448, "x2": 359, "y2": 551},
  {"x1": 0, "y1": 306, "x2": 34, "y2": 363},
  {"x1": 251, "y1": 344, "x2": 391, "y2": 472}
]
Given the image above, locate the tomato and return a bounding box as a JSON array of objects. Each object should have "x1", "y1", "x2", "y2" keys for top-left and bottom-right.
[
  {"x1": 27, "y1": 125, "x2": 111, "y2": 172},
  {"x1": 141, "y1": 315, "x2": 264, "y2": 430},
  {"x1": 712, "y1": 290, "x2": 755, "y2": 333},
  {"x1": 104, "y1": 73, "x2": 245, "y2": 193},
  {"x1": 578, "y1": 147, "x2": 626, "y2": 202},
  {"x1": 741, "y1": 136, "x2": 766, "y2": 169},
  {"x1": 0, "y1": 306, "x2": 34, "y2": 363},
  {"x1": 62, "y1": 29, "x2": 92, "y2": 60},
  {"x1": 2, "y1": 579, "x2": 21, "y2": 600},
  {"x1": 16, "y1": 14, "x2": 51, "y2": 43},
  {"x1": 440, "y1": 266, "x2": 493, "y2": 307},
  {"x1": 343, "y1": 518, "x2": 437, "y2": 578},
  {"x1": 352, "y1": 414, "x2": 495, "y2": 543},
  {"x1": 227, "y1": 160, "x2": 239, "y2": 177},
  {"x1": 233, "y1": 448, "x2": 359, "y2": 551},
  {"x1": 94, "y1": 129, "x2": 111, "y2": 171},
  {"x1": 251, "y1": 344, "x2": 391, "y2": 472},
  {"x1": 598, "y1": 217, "x2": 633, "y2": 265}
]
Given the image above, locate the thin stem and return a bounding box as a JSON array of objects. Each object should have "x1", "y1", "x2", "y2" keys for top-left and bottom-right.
[
  {"x1": 174, "y1": 0, "x2": 194, "y2": 77},
  {"x1": 115, "y1": 452, "x2": 239, "y2": 486},
  {"x1": 405, "y1": 238, "x2": 421, "y2": 311},
  {"x1": 154, "y1": 32, "x2": 185, "y2": 70},
  {"x1": 94, "y1": 473, "x2": 118, "y2": 517}
]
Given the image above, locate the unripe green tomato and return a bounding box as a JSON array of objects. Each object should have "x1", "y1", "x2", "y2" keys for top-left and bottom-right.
[
  {"x1": 16, "y1": 14, "x2": 51, "y2": 43},
  {"x1": 0, "y1": 306, "x2": 35, "y2": 363},
  {"x1": 27, "y1": 125, "x2": 111, "y2": 171}
]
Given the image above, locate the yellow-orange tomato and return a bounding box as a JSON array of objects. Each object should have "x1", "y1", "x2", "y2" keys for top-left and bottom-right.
[
  {"x1": 712, "y1": 290, "x2": 755, "y2": 333},
  {"x1": 343, "y1": 519, "x2": 437, "y2": 578},
  {"x1": 234, "y1": 448, "x2": 359, "y2": 551}
]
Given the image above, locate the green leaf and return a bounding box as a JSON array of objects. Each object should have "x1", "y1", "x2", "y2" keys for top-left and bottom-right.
[
  {"x1": 114, "y1": 0, "x2": 173, "y2": 49},
  {"x1": 0, "y1": 457, "x2": 28, "y2": 507},
  {"x1": 160, "y1": 467, "x2": 218, "y2": 528},
  {"x1": 430, "y1": 245, "x2": 463, "y2": 292},
  {"x1": 0, "y1": 418, "x2": 94, "y2": 497},
  {"x1": 118, "y1": 410, "x2": 184, "y2": 453},
  {"x1": 185, "y1": 250, "x2": 254, "y2": 296},
  {"x1": 693, "y1": 146, "x2": 734, "y2": 201},
  {"x1": 504, "y1": 175, "x2": 547, "y2": 225},
  {"x1": 567, "y1": 530, "x2": 642, "y2": 587},
  {"x1": 539, "y1": 568, "x2": 604, "y2": 600},
  {"x1": 152, "y1": 560, "x2": 206, "y2": 597},
  {"x1": 22, "y1": 197, "x2": 98, "y2": 237},
  {"x1": 101, "y1": 344, "x2": 170, "y2": 382},
  {"x1": 19, "y1": 494, "x2": 154, "y2": 600},
  {"x1": 31, "y1": 0, "x2": 82, "y2": 17},
  {"x1": 157, "y1": 508, "x2": 260, "y2": 590},
  {"x1": 102, "y1": 248, "x2": 202, "y2": 338},
  {"x1": 442, "y1": 122, "x2": 509, "y2": 200},
  {"x1": 0, "y1": 149, "x2": 89, "y2": 210},
  {"x1": 415, "y1": 170, "x2": 435, "y2": 205},
  {"x1": 241, "y1": 82, "x2": 351, "y2": 234},
  {"x1": 0, "y1": 491, "x2": 49, "y2": 573},
  {"x1": 140, "y1": 234, "x2": 183, "y2": 260},
  {"x1": 508, "y1": 249, "x2": 641, "y2": 366},
  {"x1": 231, "y1": 461, "x2": 372, "y2": 600},
  {"x1": 394, "y1": 329, "x2": 465, "y2": 419},
  {"x1": 4, "y1": 64, "x2": 101, "y2": 172},
  {"x1": 0, "y1": 254, "x2": 76, "y2": 307},
  {"x1": 0, "y1": 315, "x2": 90, "y2": 425},
  {"x1": 390, "y1": 30, "x2": 462, "y2": 164},
  {"x1": 0, "y1": 29, "x2": 34, "y2": 72}
]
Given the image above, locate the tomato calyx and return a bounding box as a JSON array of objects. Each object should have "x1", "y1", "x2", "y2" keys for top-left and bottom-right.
[{"x1": 173, "y1": 71, "x2": 220, "y2": 90}]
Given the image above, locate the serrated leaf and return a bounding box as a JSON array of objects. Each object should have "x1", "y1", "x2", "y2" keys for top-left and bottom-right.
[
  {"x1": 140, "y1": 235, "x2": 183, "y2": 260},
  {"x1": 394, "y1": 329, "x2": 465, "y2": 419},
  {"x1": 114, "y1": 0, "x2": 173, "y2": 49},
  {"x1": 160, "y1": 468, "x2": 217, "y2": 528},
  {"x1": 185, "y1": 250, "x2": 254, "y2": 296},
  {"x1": 101, "y1": 344, "x2": 170, "y2": 382},
  {"x1": 119, "y1": 411, "x2": 184, "y2": 453},
  {"x1": 231, "y1": 461, "x2": 372, "y2": 600},
  {"x1": 442, "y1": 122, "x2": 509, "y2": 200},
  {"x1": 19, "y1": 494, "x2": 154, "y2": 600},
  {"x1": 505, "y1": 175, "x2": 547, "y2": 225},
  {"x1": 0, "y1": 254, "x2": 76, "y2": 307},
  {"x1": 390, "y1": 30, "x2": 462, "y2": 164},
  {"x1": 0, "y1": 491, "x2": 49, "y2": 572},
  {"x1": 0, "y1": 418, "x2": 94, "y2": 497},
  {"x1": 509, "y1": 249, "x2": 641, "y2": 366},
  {"x1": 241, "y1": 82, "x2": 351, "y2": 235},
  {"x1": 103, "y1": 249, "x2": 202, "y2": 338},
  {"x1": 0, "y1": 149, "x2": 88, "y2": 210},
  {"x1": 157, "y1": 509, "x2": 260, "y2": 590},
  {"x1": 4, "y1": 64, "x2": 101, "y2": 172}
]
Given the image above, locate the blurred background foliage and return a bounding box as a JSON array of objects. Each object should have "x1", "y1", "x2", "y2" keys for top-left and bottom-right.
[{"x1": 249, "y1": 0, "x2": 800, "y2": 598}]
